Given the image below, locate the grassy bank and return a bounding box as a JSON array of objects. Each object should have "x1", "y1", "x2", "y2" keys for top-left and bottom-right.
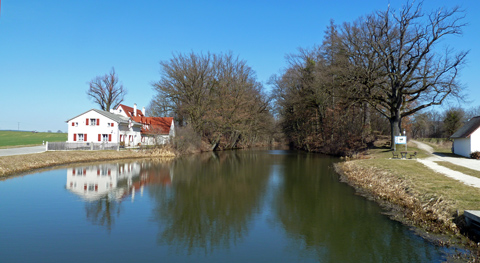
[
  {"x1": 0, "y1": 148, "x2": 175, "y2": 178},
  {"x1": 0, "y1": 130, "x2": 67, "y2": 148},
  {"x1": 335, "y1": 141, "x2": 480, "y2": 258}
]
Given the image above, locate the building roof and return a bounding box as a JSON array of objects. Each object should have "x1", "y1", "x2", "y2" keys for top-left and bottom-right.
[
  {"x1": 117, "y1": 104, "x2": 144, "y2": 118},
  {"x1": 451, "y1": 116, "x2": 480, "y2": 138},
  {"x1": 131, "y1": 116, "x2": 173, "y2": 135},
  {"x1": 66, "y1": 109, "x2": 141, "y2": 126}
]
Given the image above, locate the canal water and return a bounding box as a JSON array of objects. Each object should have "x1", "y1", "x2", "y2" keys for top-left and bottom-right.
[{"x1": 0, "y1": 150, "x2": 452, "y2": 262}]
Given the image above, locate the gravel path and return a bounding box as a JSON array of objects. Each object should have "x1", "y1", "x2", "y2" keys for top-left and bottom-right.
[{"x1": 412, "y1": 140, "x2": 480, "y2": 188}]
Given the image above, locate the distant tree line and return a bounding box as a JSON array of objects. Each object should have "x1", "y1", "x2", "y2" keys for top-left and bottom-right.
[
  {"x1": 411, "y1": 106, "x2": 480, "y2": 139},
  {"x1": 271, "y1": 2, "x2": 467, "y2": 155}
]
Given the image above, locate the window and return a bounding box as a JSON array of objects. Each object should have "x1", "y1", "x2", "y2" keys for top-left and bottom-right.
[
  {"x1": 90, "y1": 118, "x2": 96, "y2": 126},
  {"x1": 102, "y1": 134, "x2": 109, "y2": 142},
  {"x1": 78, "y1": 134, "x2": 84, "y2": 142}
]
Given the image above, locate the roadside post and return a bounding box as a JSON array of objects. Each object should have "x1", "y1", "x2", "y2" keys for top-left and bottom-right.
[{"x1": 394, "y1": 135, "x2": 407, "y2": 157}]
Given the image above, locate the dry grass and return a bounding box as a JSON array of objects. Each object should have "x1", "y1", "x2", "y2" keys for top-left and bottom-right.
[
  {"x1": 337, "y1": 143, "x2": 480, "y2": 259},
  {"x1": 0, "y1": 148, "x2": 176, "y2": 178},
  {"x1": 336, "y1": 161, "x2": 459, "y2": 235}
]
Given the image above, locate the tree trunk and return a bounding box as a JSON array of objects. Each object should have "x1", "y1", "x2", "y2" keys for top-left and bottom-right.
[{"x1": 389, "y1": 114, "x2": 401, "y2": 149}]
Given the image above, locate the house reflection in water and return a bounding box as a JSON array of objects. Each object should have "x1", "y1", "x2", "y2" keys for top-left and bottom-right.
[
  {"x1": 66, "y1": 162, "x2": 142, "y2": 202},
  {"x1": 66, "y1": 161, "x2": 174, "y2": 202}
]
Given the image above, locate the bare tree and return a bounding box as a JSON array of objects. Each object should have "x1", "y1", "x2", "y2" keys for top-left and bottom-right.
[
  {"x1": 151, "y1": 51, "x2": 272, "y2": 150},
  {"x1": 87, "y1": 68, "x2": 127, "y2": 111},
  {"x1": 339, "y1": 2, "x2": 468, "y2": 146}
]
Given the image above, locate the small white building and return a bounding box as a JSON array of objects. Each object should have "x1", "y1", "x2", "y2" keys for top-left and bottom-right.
[
  {"x1": 66, "y1": 109, "x2": 142, "y2": 146},
  {"x1": 451, "y1": 116, "x2": 480, "y2": 158}
]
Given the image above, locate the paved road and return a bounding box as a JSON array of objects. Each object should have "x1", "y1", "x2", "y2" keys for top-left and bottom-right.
[
  {"x1": 0, "y1": 146, "x2": 46, "y2": 157},
  {"x1": 413, "y1": 140, "x2": 480, "y2": 171},
  {"x1": 413, "y1": 140, "x2": 480, "y2": 188}
]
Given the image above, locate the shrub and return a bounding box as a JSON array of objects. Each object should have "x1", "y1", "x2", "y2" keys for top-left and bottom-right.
[
  {"x1": 173, "y1": 126, "x2": 204, "y2": 154},
  {"x1": 471, "y1": 151, "x2": 480, "y2": 159}
]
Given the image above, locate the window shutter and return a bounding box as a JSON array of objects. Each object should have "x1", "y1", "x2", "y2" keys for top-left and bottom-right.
[
  {"x1": 72, "y1": 122, "x2": 74, "y2": 126},
  {"x1": 98, "y1": 134, "x2": 101, "y2": 141},
  {"x1": 72, "y1": 169, "x2": 76, "y2": 175},
  {"x1": 108, "y1": 134, "x2": 112, "y2": 142},
  {"x1": 111, "y1": 123, "x2": 114, "y2": 127},
  {"x1": 84, "y1": 134, "x2": 87, "y2": 141},
  {"x1": 97, "y1": 169, "x2": 100, "y2": 176},
  {"x1": 73, "y1": 134, "x2": 77, "y2": 141},
  {"x1": 97, "y1": 119, "x2": 100, "y2": 126},
  {"x1": 86, "y1": 119, "x2": 89, "y2": 125}
]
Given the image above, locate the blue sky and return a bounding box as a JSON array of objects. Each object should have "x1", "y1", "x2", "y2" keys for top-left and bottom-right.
[{"x1": 1, "y1": 0, "x2": 478, "y2": 132}]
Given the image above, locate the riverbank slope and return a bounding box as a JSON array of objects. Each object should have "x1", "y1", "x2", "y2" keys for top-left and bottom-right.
[
  {"x1": 335, "y1": 140, "x2": 480, "y2": 260},
  {"x1": 0, "y1": 148, "x2": 175, "y2": 178}
]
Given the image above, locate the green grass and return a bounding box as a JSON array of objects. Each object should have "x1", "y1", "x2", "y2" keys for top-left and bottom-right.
[
  {"x1": 0, "y1": 131, "x2": 67, "y2": 148},
  {"x1": 358, "y1": 140, "x2": 480, "y2": 211},
  {"x1": 435, "y1": 161, "x2": 480, "y2": 179}
]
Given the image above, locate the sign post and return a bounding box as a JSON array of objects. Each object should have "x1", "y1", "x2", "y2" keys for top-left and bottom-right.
[{"x1": 395, "y1": 136, "x2": 407, "y2": 152}]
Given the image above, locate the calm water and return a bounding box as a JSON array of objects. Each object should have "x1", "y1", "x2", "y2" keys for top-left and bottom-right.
[{"x1": 0, "y1": 150, "x2": 452, "y2": 262}]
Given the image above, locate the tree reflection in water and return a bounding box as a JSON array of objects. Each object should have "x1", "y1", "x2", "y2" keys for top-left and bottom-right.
[
  {"x1": 148, "y1": 151, "x2": 271, "y2": 254},
  {"x1": 85, "y1": 197, "x2": 122, "y2": 232},
  {"x1": 272, "y1": 154, "x2": 442, "y2": 263}
]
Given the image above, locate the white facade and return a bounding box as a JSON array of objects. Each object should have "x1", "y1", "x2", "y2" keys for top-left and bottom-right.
[
  {"x1": 453, "y1": 128, "x2": 480, "y2": 158},
  {"x1": 67, "y1": 109, "x2": 142, "y2": 146}
]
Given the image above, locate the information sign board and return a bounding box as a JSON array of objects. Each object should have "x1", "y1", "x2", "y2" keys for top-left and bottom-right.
[{"x1": 395, "y1": 136, "x2": 407, "y2": 144}]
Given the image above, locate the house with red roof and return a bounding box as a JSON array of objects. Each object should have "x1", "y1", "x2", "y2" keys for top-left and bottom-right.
[
  {"x1": 451, "y1": 116, "x2": 480, "y2": 158},
  {"x1": 66, "y1": 103, "x2": 174, "y2": 147},
  {"x1": 111, "y1": 104, "x2": 175, "y2": 145}
]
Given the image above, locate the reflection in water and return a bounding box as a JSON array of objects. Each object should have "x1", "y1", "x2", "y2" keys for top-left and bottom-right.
[
  {"x1": 148, "y1": 151, "x2": 271, "y2": 254},
  {"x1": 66, "y1": 161, "x2": 172, "y2": 231},
  {"x1": 66, "y1": 162, "x2": 141, "y2": 201},
  {"x1": 272, "y1": 153, "x2": 445, "y2": 262},
  {"x1": 54, "y1": 150, "x2": 450, "y2": 261}
]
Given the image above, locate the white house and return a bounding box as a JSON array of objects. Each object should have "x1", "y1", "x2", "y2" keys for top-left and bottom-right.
[
  {"x1": 451, "y1": 116, "x2": 480, "y2": 158},
  {"x1": 66, "y1": 109, "x2": 142, "y2": 146}
]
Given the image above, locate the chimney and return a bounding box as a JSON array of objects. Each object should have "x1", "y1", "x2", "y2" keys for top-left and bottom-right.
[
  {"x1": 133, "y1": 103, "x2": 137, "y2": 117},
  {"x1": 142, "y1": 107, "x2": 145, "y2": 116}
]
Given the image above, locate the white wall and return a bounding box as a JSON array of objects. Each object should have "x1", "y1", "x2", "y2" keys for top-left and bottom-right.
[
  {"x1": 471, "y1": 128, "x2": 480, "y2": 154},
  {"x1": 118, "y1": 123, "x2": 142, "y2": 146},
  {"x1": 67, "y1": 110, "x2": 120, "y2": 143},
  {"x1": 453, "y1": 138, "x2": 471, "y2": 158}
]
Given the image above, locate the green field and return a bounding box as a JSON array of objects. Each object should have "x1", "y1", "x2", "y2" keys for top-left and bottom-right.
[{"x1": 0, "y1": 131, "x2": 67, "y2": 148}]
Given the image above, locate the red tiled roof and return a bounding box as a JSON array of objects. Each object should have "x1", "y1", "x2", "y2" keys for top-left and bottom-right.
[
  {"x1": 131, "y1": 116, "x2": 173, "y2": 135},
  {"x1": 117, "y1": 104, "x2": 144, "y2": 118}
]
